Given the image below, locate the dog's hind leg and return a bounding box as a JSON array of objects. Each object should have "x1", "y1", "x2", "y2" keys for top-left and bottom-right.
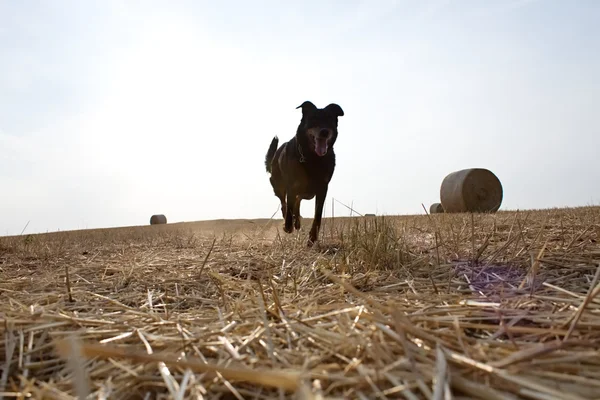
[
  {"x1": 279, "y1": 197, "x2": 287, "y2": 219},
  {"x1": 308, "y1": 186, "x2": 328, "y2": 246},
  {"x1": 270, "y1": 175, "x2": 287, "y2": 220}
]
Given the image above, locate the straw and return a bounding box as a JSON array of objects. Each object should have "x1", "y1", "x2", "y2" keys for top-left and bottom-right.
[{"x1": 0, "y1": 207, "x2": 599, "y2": 398}]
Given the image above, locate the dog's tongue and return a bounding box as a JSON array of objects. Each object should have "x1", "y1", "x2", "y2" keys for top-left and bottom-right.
[{"x1": 315, "y1": 138, "x2": 328, "y2": 156}]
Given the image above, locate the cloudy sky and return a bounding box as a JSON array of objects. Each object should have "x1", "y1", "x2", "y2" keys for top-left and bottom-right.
[{"x1": 1, "y1": 0, "x2": 598, "y2": 235}]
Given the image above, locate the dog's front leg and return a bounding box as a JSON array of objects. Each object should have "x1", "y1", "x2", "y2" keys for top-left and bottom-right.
[
  {"x1": 308, "y1": 186, "x2": 328, "y2": 246},
  {"x1": 283, "y1": 191, "x2": 296, "y2": 233},
  {"x1": 293, "y1": 196, "x2": 302, "y2": 231}
]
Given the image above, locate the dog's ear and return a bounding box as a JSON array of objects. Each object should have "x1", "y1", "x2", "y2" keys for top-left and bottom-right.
[
  {"x1": 296, "y1": 101, "x2": 317, "y2": 115},
  {"x1": 324, "y1": 103, "x2": 344, "y2": 117}
]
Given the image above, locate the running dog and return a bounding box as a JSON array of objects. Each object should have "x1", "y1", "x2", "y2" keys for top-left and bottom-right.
[{"x1": 264, "y1": 100, "x2": 344, "y2": 246}]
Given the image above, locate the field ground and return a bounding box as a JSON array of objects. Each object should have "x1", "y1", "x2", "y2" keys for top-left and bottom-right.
[{"x1": 1, "y1": 207, "x2": 600, "y2": 399}]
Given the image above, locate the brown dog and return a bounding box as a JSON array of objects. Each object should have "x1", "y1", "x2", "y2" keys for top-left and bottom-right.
[{"x1": 264, "y1": 101, "x2": 344, "y2": 246}]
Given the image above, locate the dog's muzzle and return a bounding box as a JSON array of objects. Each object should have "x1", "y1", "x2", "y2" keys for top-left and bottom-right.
[{"x1": 313, "y1": 129, "x2": 331, "y2": 156}]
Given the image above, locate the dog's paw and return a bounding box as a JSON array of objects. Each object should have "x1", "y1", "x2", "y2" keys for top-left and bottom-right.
[
  {"x1": 306, "y1": 239, "x2": 315, "y2": 247},
  {"x1": 307, "y1": 232, "x2": 318, "y2": 247}
]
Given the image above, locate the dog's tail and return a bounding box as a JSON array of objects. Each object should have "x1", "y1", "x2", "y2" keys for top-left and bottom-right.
[{"x1": 265, "y1": 136, "x2": 278, "y2": 173}]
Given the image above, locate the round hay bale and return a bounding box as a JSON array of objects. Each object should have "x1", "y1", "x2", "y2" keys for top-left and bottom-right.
[
  {"x1": 429, "y1": 203, "x2": 444, "y2": 214},
  {"x1": 364, "y1": 213, "x2": 376, "y2": 217},
  {"x1": 440, "y1": 168, "x2": 503, "y2": 213},
  {"x1": 150, "y1": 214, "x2": 167, "y2": 225}
]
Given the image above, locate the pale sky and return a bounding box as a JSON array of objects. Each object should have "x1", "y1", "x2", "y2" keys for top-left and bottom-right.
[{"x1": 1, "y1": 0, "x2": 599, "y2": 235}]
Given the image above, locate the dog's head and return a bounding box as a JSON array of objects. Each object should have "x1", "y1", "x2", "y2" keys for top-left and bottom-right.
[{"x1": 296, "y1": 101, "x2": 344, "y2": 157}]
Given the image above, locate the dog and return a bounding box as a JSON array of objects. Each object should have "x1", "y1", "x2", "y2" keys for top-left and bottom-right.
[{"x1": 264, "y1": 100, "x2": 344, "y2": 246}]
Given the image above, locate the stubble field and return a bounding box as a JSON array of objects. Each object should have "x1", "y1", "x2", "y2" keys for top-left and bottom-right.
[{"x1": 1, "y1": 207, "x2": 599, "y2": 399}]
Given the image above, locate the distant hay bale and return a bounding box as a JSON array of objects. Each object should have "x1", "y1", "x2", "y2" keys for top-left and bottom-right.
[
  {"x1": 364, "y1": 213, "x2": 376, "y2": 217},
  {"x1": 430, "y1": 203, "x2": 444, "y2": 214},
  {"x1": 149, "y1": 214, "x2": 167, "y2": 225},
  {"x1": 440, "y1": 168, "x2": 503, "y2": 213}
]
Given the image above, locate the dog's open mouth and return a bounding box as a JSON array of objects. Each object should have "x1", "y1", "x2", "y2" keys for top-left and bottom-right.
[{"x1": 314, "y1": 138, "x2": 328, "y2": 156}]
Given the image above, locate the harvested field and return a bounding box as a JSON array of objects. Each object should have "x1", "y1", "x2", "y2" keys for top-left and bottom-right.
[{"x1": 1, "y1": 207, "x2": 600, "y2": 399}]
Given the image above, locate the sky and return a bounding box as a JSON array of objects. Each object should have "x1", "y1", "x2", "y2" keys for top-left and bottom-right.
[{"x1": 1, "y1": 0, "x2": 599, "y2": 235}]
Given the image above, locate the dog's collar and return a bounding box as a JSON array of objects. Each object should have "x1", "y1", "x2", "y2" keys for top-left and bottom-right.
[{"x1": 298, "y1": 144, "x2": 306, "y2": 163}]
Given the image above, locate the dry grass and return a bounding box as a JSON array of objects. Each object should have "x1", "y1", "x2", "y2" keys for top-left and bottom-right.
[{"x1": 1, "y1": 206, "x2": 599, "y2": 399}]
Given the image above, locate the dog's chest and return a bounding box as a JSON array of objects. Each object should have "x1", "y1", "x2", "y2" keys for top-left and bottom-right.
[
  {"x1": 302, "y1": 157, "x2": 334, "y2": 178},
  {"x1": 290, "y1": 163, "x2": 333, "y2": 196}
]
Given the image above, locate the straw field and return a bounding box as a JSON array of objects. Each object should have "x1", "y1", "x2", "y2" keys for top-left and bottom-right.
[{"x1": 1, "y1": 206, "x2": 599, "y2": 399}]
